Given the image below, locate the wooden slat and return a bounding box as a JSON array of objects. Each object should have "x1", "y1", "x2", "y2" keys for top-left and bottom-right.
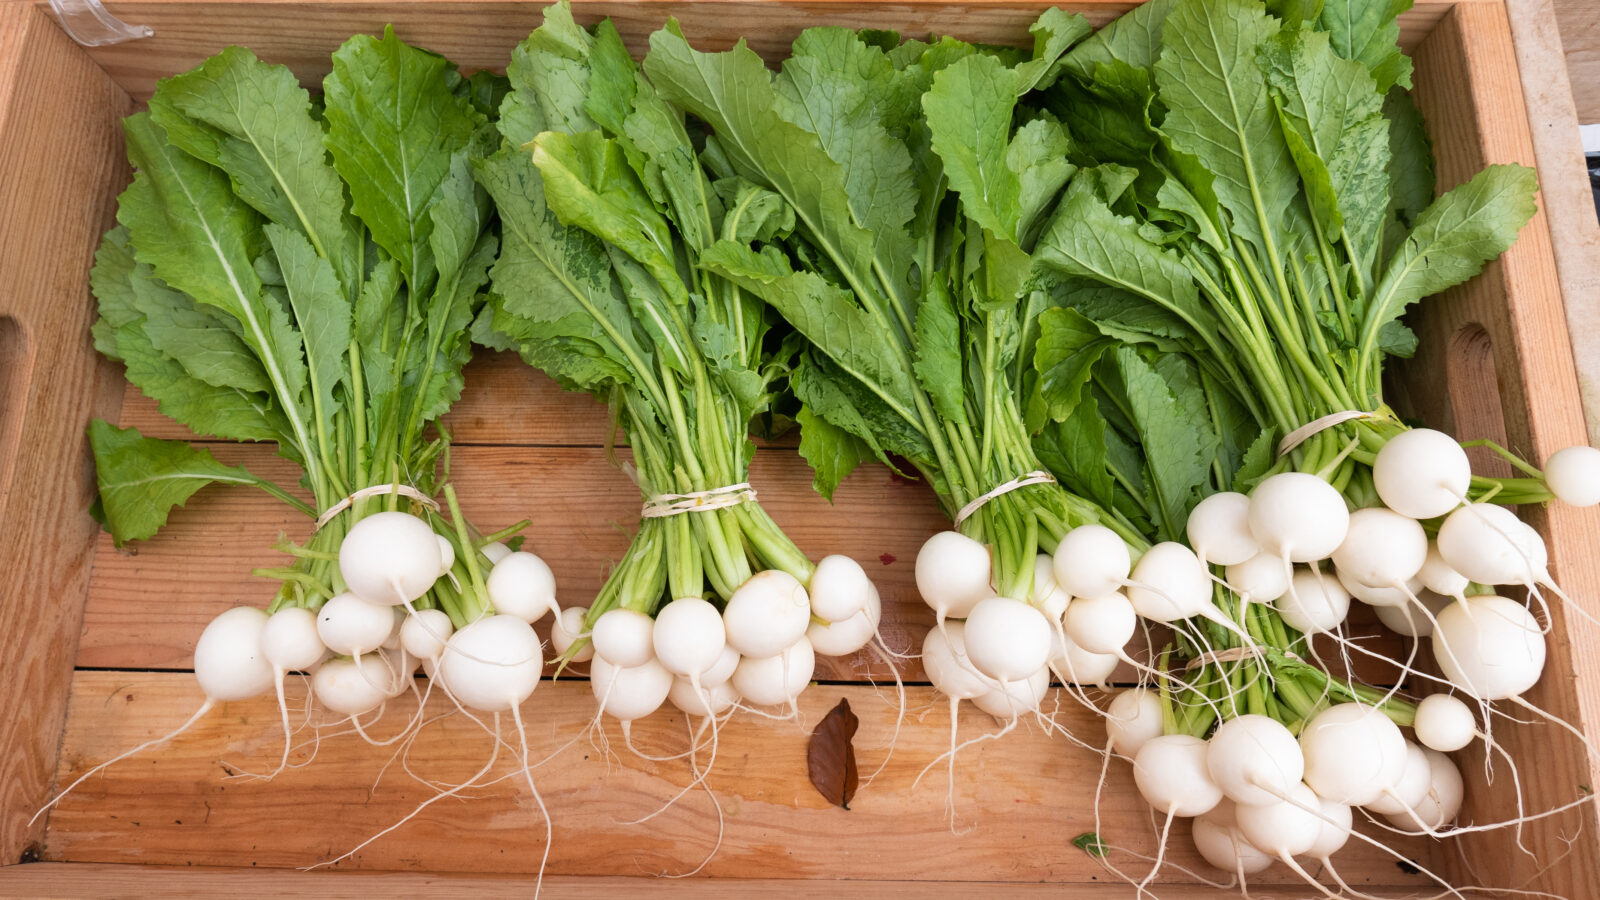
[
  {"x1": 0, "y1": 862, "x2": 1434, "y2": 899},
  {"x1": 0, "y1": 2, "x2": 132, "y2": 867},
  {"x1": 1555, "y1": 0, "x2": 1600, "y2": 121},
  {"x1": 116, "y1": 350, "x2": 801, "y2": 447},
  {"x1": 1508, "y1": 0, "x2": 1600, "y2": 447},
  {"x1": 1403, "y1": 4, "x2": 1600, "y2": 896},
  {"x1": 40, "y1": 671, "x2": 1427, "y2": 888},
  {"x1": 57, "y1": 0, "x2": 1460, "y2": 102},
  {"x1": 78, "y1": 444, "x2": 941, "y2": 680},
  {"x1": 76, "y1": 436, "x2": 1414, "y2": 689}
]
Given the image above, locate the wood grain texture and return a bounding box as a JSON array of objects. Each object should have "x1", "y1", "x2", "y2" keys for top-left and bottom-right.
[
  {"x1": 116, "y1": 350, "x2": 802, "y2": 448},
  {"x1": 41, "y1": 671, "x2": 1428, "y2": 888},
  {"x1": 1504, "y1": 0, "x2": 1600, "y2": 446},
  {"x1": 14, "y1": 0, "x2": 1599, "y2": 893},
  {"x1": 77, "y1": 444, "x2": 941, "y2": 680},
  {"x1": 0, "y1": 2, "x2": 132, "y2": 867},
  {"x1": 43, "y1": 0, "x2": 1464, "y2": 102},
  {"x1": 0, "y1": 863, "x2": 1434, "y2": 899},
  {"x1": 1403, "y1": 5, "x2": 1600, "y2": 895},
  {"x1": 1556, "y1": 0, "x2": 1600, "y2": 121}
]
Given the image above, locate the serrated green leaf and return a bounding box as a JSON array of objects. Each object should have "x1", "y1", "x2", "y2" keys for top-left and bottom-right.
[
  {"x1": 148, "y1": 46, "x2": 363, "y2": 299},
  {"x1": 118, "y1": 112, "x2": 316, "y2": 465},
  {"x1": 474, "y1": 146, "x2": 639, "y2": 391},
  {"x1": 90, "y1": 420, "x2": 269, "y2": 545},
  {"x1": 1360, "y1": 165, "x2": 1537, "y2": 372},
  {"x1": 913, "y1": 278, "x2": 967, "y2": 425},
  {"x1": 1319, "y1": 0, "x2": 1413, "y2": 92},
  {"x1": 795, "y1": 402, "x2": 875, "y2": 500},
  {"x1": 265, "y1": 223, "x2": 349, "y2": 441},
  {"x1": 924, "y1": 53, "x2": 1022, "y2": 241},
  {"x1": 1155, "y1": 0, "x2": 1309, "y2": 259},
  {"x1": 701, "y1": 240, "x2": 919, "y2": 425},
  {"x1": 323, "y1": 26, "x2": 482, "y2": 290}
]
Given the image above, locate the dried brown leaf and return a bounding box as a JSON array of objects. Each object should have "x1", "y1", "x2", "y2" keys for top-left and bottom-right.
[{"x1": 807, "y1": 697, "x2": 859, "y2": 809}]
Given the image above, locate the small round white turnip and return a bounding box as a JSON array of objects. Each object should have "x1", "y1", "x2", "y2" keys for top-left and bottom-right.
[
  {"x1": 1545, "y1": 445, "x2": 1600, "y2": 507},
  {"x1": 339, "y1": 510, "x2": 441, "y2": 605},
  {"x1": 1373, "y1": 429, "x2": 1472, "y2": 520},
  {"x1": 485, "y1": 551, "x2": 559, "y2": 624}
]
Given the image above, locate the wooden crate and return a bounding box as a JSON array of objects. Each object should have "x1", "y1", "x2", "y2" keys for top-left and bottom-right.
[{"x1": 2, "y1": 0, "x2": 1598, "y2": 895}]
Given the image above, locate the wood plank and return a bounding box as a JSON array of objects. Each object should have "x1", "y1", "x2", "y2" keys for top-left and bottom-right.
[
  {"x1": 58, "y1": 0, "x2": 1460, "y2": 102},
  {"x1": 1555, "y1": 0, "x2": 1600, "y2": 120},
  {"x1": 0, "y1": 1, "x2": 133, "y2": 867},
  {"x1": 39, "y1": 671, "x2": 1427, "y2": 888},
  {"x1": 75, "y1": 438, "x2": 1415, "y2": 689},
  {"x1": 77, "y1": 444, "x2": 942, "y2": 680},
  {"x1": 0, "y1": 862, "x2": 1432, "y2": 898},
  {"x1": 1404, "y1": 4, "x2": 1600, "y2": 895},
  {"x1": 117, "y1": 350, "x2": 802, "y2": 448},
  {"x1": 1505, "y1": 0, "x2": 1600, "y2": 447}
]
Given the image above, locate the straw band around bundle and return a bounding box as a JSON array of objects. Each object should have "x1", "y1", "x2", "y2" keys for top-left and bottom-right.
[
  {"x1": 953, "y1": 470, "x2": 1057, "y2": 528},
  {"x1": 314, "y1": 484, "x2": 439, "y2": 531},
  {"x1": 641, "y1": 482, "x2": 757, "y2": 518},
  {"x1": 1277, "y1": 410, "x2": 1381, "y2": 457}
]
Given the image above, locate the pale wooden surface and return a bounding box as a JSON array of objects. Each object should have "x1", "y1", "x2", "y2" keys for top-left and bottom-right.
[
  {"x1": 5, "y1": 0, "x2": 1597, "y2": 895},
  {"x1": 1403, "y1": 4, "x2": 1600, "y2": 896},
  {"x1": 1557, "y1": 0, "x2": 1600, "y2": 121},
  {"x1": 0, "y1": 863, "x2": 1434, "y2": 900},
  {"x1": 46, "y1": 0, "x2": 1464, "y2": 102},
  {"x1": 0, "y1": 0, "x2": 133, "y2": 869},
  {"x1": 41, "y1": 671, "x2": 1427, "y2": 889}
]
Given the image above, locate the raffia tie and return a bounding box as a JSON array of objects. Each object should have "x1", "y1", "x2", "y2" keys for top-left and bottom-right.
[
  {"x1": 953, "y1": 470, "x2": 1057, "y2": 528},
  {"x1": 1184, "y1": 646, "x2": 1303, "y2": 671},
  {"x1": 640, "y1": 482, "x2": 757, "y2": 518},
  {"x1": 314, "y1": 484, "x2": 439, "y2": 531},
  {"x1": 1277, "y1": 410, "x2": 1382, "y2": 457}
]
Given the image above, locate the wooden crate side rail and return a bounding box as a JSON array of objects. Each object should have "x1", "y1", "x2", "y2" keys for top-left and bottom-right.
[
  {"x1": 1405, "y1": 3, "x2": 1600, "y2": 894},
  {"x1": 0, "y1": 2, "x2": 133, "y2": 867}
]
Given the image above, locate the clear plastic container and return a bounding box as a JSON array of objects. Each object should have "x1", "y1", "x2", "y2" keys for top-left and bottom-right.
[{"x1": 47, "y1": 0, "x2": 151, "y2": 47}]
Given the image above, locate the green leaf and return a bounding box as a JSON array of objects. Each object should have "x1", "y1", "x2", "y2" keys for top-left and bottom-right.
[
  {"x1": 1114, "y1": 347, "x2": 1216, "y2": 539},
  {"x1": 790, "y1": 354, "x2": 932, "y2": 478},
  {"x1": 644, "y1": 24, "x2": 880, "y2": 299},
  {"x1": 118, "y1": 113, "x2": 316, "y2": 463},
  {"x1": 796, "y1": 402, "x2": 875, "y2": 500},
  {"x1": 323, "y1": 26, "x2": 482, "y2": 290},
  {"x1": 148, "y1": 46, "x2": 363, "y2": 298},
  {"x1": 500, "y1": 0, "x2": 599, "y2": 149},
  {"x1": 1034, "y1": 307, "x2": 1110, "y2": 419},
  {"x1": 1360, "y1": 165, "x2": 1537, "y2": 368},
  {"x1": 90, "y1": 420, "x2": 265, "y2": 545},
  {"x1": 777, "y1": 30, "x2": 919, "y2": 285},
  {"x1": 1154, "y1": 0, "x2": 1308, "y2": 259},
  {"x1": 1259, "y1": 28, "x2": 1389, "y2": 289},
  {"x1": 1060, "y1": 0, "x2": 1176, "y2": 78},
  {"x1": 1072, "y1": 832, "x2": 1108, "y2": 859},
  {"x1": 1012, "y1": 7, "x2": 1094, "y2": 93},
  {"x1": 924, "y1": 53, "x2": 1022, "y2": 241},
  {"x1": 701, "y1": 240, "x2": 920, "y2": 425},
  {"x1": 265, "y1": 224, "x2": 350, "y2": 441},
  {"x1": 1232, "y1": 429, "x2": 1277, "y2": 492},
  {"x1": 913, "y1": 278, "x2": 967, "y2": 426},
  {"x1": 473, "y1": 147, "x2": 638, "y2": 391},
  {"x1": 1381, "y1": 86, "x2": 1434, "y2": 265},
  {"x1": 1035, "y1": 402, "x2": 1116, "y2": 513},
  {"x1": 1319, "y1": 0, "x2": 1413, "y2": 92},
  {"x1": 1033, "y1": 176, "x2": 1215, "y2": 339}
]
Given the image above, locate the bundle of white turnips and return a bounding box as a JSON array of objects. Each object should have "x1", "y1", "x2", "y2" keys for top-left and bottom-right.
[
  {"x1": 991, "y1": 0, "x2": 1598, "y2": 891},
  {"x1": 472, "y1": 3, "x2": 893, "y2": 763},
  {"x1": 56, "y1": 31, "x2": 561, "y2": 839}
]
